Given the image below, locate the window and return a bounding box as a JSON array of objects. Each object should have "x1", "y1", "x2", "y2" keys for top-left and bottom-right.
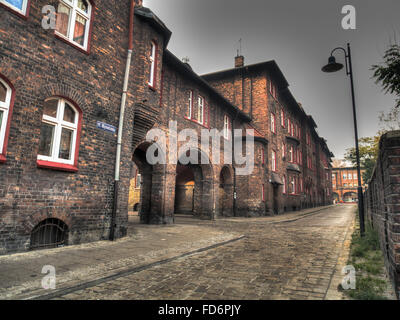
[
  {"x1": 198, "y1": 96, "x2": 204, "y2": 125},
  {"x1": 290, "y1": 176, "x2": 296, "y2": 195},
  {"x1": 148, "y1": 41, "x2": 157, "y2": 88},
  {"x1": 271, "y1": 150, "x2": 276, "y2": 172},
  {"x1": 269, "y1": 81, "x2": 277, "y2": 99},
  {"x1": 299, "y1": 150, "x2": 303, "y2": 165},
  {"x1": 283, "y1": 176, "x2": 286, "y2": 194},
  {"x1": 287, "y1": 119, "x2": 291, "y2": 134},
  {"x1": 281, "y1": 109, "x2": 285, "y2": 127},
  {"x1": 0, "y1": 76, "x2": 14, "y2": 162},
  {"x1": 223, "y1": 114, "x2": 230, "y2": 139},
  {"x1": 282, "y1": 142, "x2": 285, "y2": 159},
  {"x1": 289, "y1": 146, "x2": 293, "y2": 163},
  {"x1": 37, "y1": 98, "x2": 81, "y2": 171},
  {"x1": 300, "y1": 178, "x2": 303, "y2": 193},
  {"x1": 0, "y1": 0, "x2": 29, "y2": 16},
  {"x1": 353, "y1": 173, "x2": 357, "y2": 180},
  {"x1": 55, "y1": 0, "x2": 92, "y2": 51},
  {"x1": 271, "y1": 113, "x2": 276, "y2": 133},
  {"x1": 187, "y1": 90, "x2": 193, "y2": 119},
  {"x1": 343, "y1": 174, "x2": 347, "y2": 179}
]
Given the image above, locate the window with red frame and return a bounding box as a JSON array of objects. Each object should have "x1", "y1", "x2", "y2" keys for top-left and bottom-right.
[
  {"x1": 37, "y1": 97, "x2": 81, "y2": 170},
  {"x1": 271, "y1": 113, "x2": 276, "y2": 133},
  {"x1": 287, "y1": 118, "x2": 291, "y2": 134},
  {"x1": 0, "y1": 76, "x2": 14, "y2": 162},
  {"x1": 289, "y1": 146, "x2": 294, "y2": 163},
  {"x1": 55, "y1": 0, "x2": 93, "y2": 51},
  {"x1": 282, "y1": 142, "x2": 285, "y2": 159},
  {"x1": 148, "y1": 41, "x2": 157, "y2": 88},
  {"x1": 281, "y1": 109, "x2": 285, "y2": 127},
  {"x1": 271, "y1": 150, "x2": 276, "y2": 172}
]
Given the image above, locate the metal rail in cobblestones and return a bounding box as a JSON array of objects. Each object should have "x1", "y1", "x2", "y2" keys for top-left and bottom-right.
[{"x1": 26, "y1": 235, "x2": 246, "y2": 300}]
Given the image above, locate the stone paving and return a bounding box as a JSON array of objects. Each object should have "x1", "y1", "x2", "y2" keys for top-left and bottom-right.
[{"x1": 0, "y1": 204, "x2": 355, "y2": 300}]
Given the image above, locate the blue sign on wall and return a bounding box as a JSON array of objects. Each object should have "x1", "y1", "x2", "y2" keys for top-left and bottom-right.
[{"x1": 96, "y1": 121, "x2": 117, "y2": 134}]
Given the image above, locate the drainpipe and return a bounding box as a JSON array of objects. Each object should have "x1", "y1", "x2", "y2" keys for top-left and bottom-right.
[
  {"x1": 110, "y1": 0, "x2": 135, "y2": 241},
  {"x1": 232, "y1": 109, "x2": 239, "y2": 217}
]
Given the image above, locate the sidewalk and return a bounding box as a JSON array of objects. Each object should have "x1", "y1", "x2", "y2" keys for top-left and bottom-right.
[{"x1": 0, "y1": 205, "x2": 334, "y2": 300}]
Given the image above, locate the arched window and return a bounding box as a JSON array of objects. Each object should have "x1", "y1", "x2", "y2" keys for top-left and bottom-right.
[
  {"x1": 55, "y1": 0, "x2": 93, "y2": 50},
  {"x1": 30, "y1": 218, "x2": 69, "y2": 250},
  {"x1": 0, "y1": 76, "x2": 14, "y2": 162},
  {"x1": 37, "y1": 97, "x2": 82, "y2": 171}
]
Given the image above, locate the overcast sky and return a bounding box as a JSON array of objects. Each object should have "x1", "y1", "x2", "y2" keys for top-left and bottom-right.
[{"x1": 143, "y1": 0, "x2": 399, "y2": 159}]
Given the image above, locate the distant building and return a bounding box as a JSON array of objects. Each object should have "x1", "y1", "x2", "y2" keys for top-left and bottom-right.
[{"x1": 332, "y1": 165, "x2": 366, "y2": 203}]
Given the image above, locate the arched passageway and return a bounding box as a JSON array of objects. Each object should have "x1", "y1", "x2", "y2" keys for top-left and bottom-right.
[
  {"x1": 218, "y1": 166, "x2": 233, "y2": 217},
  {"x1": 174, "y1": 148, "x2": 214, "y2": 219}
]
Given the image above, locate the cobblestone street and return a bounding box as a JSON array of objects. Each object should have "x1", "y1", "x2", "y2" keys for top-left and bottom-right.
[{"x1": 0, "y1": 205, "x2": 355, "y2": 300}]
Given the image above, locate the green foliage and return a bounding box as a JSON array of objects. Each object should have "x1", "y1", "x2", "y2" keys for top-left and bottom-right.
[
  {"x1": 344, "y1": 222, "x2": 389, "y2": 300},
  {"x1": 344, "y1": 133, "x2": 383, "y2": 182},
  {"x1": 347, "y1": 277, "x2": 387, "y2": 300},
  {"x1": 371, "y1": 44, "x2": 400, "y2": 109}
]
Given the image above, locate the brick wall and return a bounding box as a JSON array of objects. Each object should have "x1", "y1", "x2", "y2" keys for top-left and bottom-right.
[{"x1": 365, "y1": 131, "x2": 400, "y2": 299}]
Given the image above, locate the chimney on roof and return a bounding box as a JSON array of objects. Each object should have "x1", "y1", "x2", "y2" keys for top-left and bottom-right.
[{"x1": 235, "y1": 55, "x2": 244, "y2": 68}]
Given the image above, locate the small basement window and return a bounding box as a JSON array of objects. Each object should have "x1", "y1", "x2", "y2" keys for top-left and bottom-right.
[{"x1": 30, "y1": 218, "x2": 69, "y2": 250}]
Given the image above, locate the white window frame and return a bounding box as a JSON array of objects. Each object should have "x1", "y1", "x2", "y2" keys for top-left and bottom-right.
[
  {"x1": 272, "y1": 150, "x2": 276, "y2": 172},
  {"x1": 149, "y1": 41, "x2": 156, "y2": 87},
  {"x1": 223, "y1": 114, "x2": 230, "y2": 139},
  {"x1": 198, "y1": 96, "x2": 204, "y2": 124},
  {"x1": 55, "y1": 0, "x2": 92, "y2": 51},
  {"x1": 0, "y1": 0, "x2": 28, "y2": 15},
  {"x1": 0, "y1": 78, "x2": 11, "y2": 155},
  {"x1": 290, "y1": 176, "x2": 296, "y2": 195},
  {"x1": 38, "y1": 98, "x2": 78, "y2": 165},
  {"x1": 187, "y1": 90, "x2": 193, "y2": 119},
  {"x1": 271, "y1": 113, "x2": 276, "y2": 133}
]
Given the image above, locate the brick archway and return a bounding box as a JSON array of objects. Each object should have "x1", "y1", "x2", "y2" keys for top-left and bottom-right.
[
  {"x1": 175, "y1": 148, "x2": 214, "y2": 219},
  {"x1": 132, "y1": 140, "x2": 168, "y2": 224},
  {"x1": 218, "y1": 165, "x2": 234, "y2": 217}
]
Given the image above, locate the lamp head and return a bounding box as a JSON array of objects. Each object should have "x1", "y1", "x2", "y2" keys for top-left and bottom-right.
[{"x1": 322, "y1": 56, "x2": 344, "y2": 73}]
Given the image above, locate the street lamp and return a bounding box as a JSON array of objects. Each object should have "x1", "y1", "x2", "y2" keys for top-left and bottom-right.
[{"x1": 322, "y1": 43, "x2": 365, "y2": 236}]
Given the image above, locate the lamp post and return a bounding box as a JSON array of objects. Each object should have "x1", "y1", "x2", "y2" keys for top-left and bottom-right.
[{"x1": 322, "y1": 43, "x2": 365, "y2": 236}]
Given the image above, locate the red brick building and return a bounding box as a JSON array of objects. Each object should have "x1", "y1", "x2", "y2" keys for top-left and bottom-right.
[
  {"x1": 332, "y1": 166, "x2": 366, "y2": 203},
  {"x1": 0, "y1": 0, "x2": 333, "y2": 254}
]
